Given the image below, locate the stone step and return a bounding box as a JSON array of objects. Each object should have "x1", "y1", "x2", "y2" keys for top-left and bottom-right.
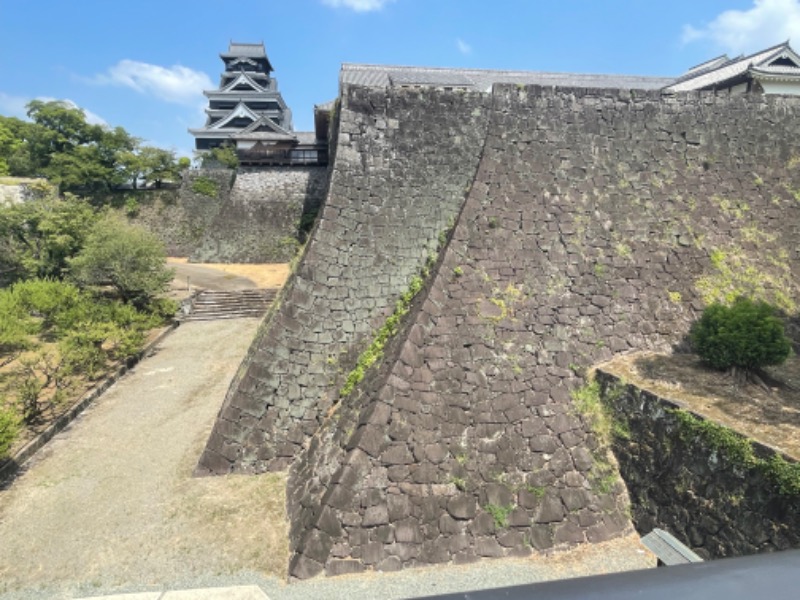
[{"x1": 182, "y1": 289, "x2": 277, "y2": 322}]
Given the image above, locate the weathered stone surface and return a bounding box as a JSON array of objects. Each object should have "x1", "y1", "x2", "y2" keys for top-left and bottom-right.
[
  {"x1": 260, "y1": 85, "x2": 800, "y2": 579},
  {"x1": 326, "y1": 559, "x2": 365, "y2": 576},
  {"x1": 535, "y1": 496, "x2": 566, "y2": 524},
  {"x1": 191, "y1": 167, "x2": 328, "y2": 263},
  {"x1": 447, "y1": 496, "x2": 477, "y2": 520},
  {"x1": 597, "y1": 370, "x2": 800, "y2": 559},
  {"x1": 199, "y1": 86, "x2": 491, "y2": 475},
  {"x1": 289, "y1": 555, "x2": 324, "y2": 580}
]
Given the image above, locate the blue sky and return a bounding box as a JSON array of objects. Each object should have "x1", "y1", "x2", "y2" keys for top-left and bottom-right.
[{"x1": 1, "y1": 0, "x2": 798, "y2": 158}]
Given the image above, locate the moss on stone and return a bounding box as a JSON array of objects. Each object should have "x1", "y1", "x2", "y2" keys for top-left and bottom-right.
[{"x1": 671, "y1": 408, "x2": 800, "y2": 496}]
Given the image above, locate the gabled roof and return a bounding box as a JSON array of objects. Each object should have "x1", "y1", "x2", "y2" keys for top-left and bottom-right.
[
  {"x1": 231, "y1": 116, "x2": 296, "y2": 141},
  {"x1": 665, "y1": 41, "x2": 800, "y2": 92},
  {"x1": 340, "y1": 63, "x2": 674, "y2": 91},
  {"x1": 207, "y1": 102, "x2": 261, "y2": 130},
  {"x1": 220, "y1": 72, "x2": 267, "y2": 94}
]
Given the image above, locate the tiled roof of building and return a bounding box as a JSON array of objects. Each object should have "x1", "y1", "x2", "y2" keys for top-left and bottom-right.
[
  {"x1": 295, "y1": 131, "x2": 320, "y2": 144},
  {"x1": 340, "y1": 63, "x2": 675, "y2": 91},
  {"x1": 223, "y1": 42, "x2": 267, "y2": 58},
  {"x1": 230, "y1": 117, "x2": 296, "y2": 141},
  {"x1": 750, "y1": 64, "x2": 800, "y2": 76},
  {"x1": 220, "y1": 41, "x2": 273, "y2": 73},
  {"x1": 665, "y1": 41, "x2": 799, "y2": 92}
]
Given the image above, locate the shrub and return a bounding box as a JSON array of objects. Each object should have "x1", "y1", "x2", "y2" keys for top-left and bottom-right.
[
  {"x1": 124, "y1": 196, "x2": 140, "y2": 217},
  {"x1": 690, "y1": 297, "x2": 791, "y2": 372},
  {"x1": 0, "y1": 406, "x2": 19, "y2": 459}
]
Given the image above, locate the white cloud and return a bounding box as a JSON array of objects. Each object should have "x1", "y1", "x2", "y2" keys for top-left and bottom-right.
[
  {"x1": 321, "y1": 0, "x2": 394, "y2": 12},
  {"x1": 94, "y1": 60, "x2": 212, "y2": 107},
  {"x1": 682, "y1": 0, "x2": 800, "y2": 55},
  {"x1": 0, "y1": 92, "x2": 107, "y2": 125},
  {"x1": 457, "y1": 38, "x2": 472, "y2": 55},
  {"x1": 0, "y1": 92, "x2": 29, "y2": 119},
  {"x1": 41, "y1": 98, "x2": 107, "y2": 126}
]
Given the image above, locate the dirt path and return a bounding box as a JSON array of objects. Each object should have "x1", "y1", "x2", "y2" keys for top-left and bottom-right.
[
  {"x1": 0, "y1": 318, "x2": 288, "y2": 598},
  {"x1": 167, "y1": 259, "x2": 290, "y2": 292}
]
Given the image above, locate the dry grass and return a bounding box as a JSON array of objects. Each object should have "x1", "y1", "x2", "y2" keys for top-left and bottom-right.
[
  {"x1": 599, "y1": 351, "x2": 800, "y2": 459},
  {"x1": 168, "y1": 471, "x2": 289, "y2": 578},
  {"x1": 167, "y1": 258, "x2": 290, "y2": 289}
]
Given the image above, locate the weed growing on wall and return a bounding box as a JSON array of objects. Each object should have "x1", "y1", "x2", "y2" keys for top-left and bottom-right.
[
  {"x1": 484, "y1": 503, "x2": 514, "y2": 528},
  {"x1": 695, "y1": 246, "x2": 796, "y2": 313},
  {"x1": 571, "y1": 381, "x2": 612, "y2": 445},
  {"x1": 338, "y1": 274, "x2": 424, "y2": 397},
  {"x1": 191, "y1": 176, "x2": 219, "y2": 198},
  {"x1": 671, "y1": 408, "x2": 800, "y2": 496},
  {"x1": 338, "y1": 224, "x2": 452, "y2": 398}
]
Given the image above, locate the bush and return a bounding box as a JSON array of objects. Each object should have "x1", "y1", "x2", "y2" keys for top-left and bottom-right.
[
  {"x1": 690, "y1": 297, "x2": 792, "y2": 372},
  {"x1": 0, "y1": 407, "x2": 19, "y2": 459}
]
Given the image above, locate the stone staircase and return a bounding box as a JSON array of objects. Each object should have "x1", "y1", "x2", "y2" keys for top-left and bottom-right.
[{"x1": 182, "y1": 289, "x2": 277, "y2": 322}]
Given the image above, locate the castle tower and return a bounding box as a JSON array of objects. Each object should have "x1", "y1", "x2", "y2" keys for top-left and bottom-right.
[{"x1": 190, "y1": 41, "x2": 295, "y2": 152}]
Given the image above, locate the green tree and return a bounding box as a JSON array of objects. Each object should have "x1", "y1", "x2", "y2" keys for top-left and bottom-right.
[
  {"x1": 202, "y1": 143, "x2": 238, "y2": 169},
  {"x1": 0, "y1": 119, "x2": 24, "y2": 175},
  {"x1": 26, "y1": 99, "x2": 98, "y2": 152},
  {"x1": 69, "y1": 214, "x2": 174, "y2": 308},
  {"x1": 691, "y1": 297, "x2": 792, "y2": 376},
  {"x1": 0, "y1": 115, "x2": 40, "y2": 176},
  {"x1": 139, "y1": 146, "x2": 179, "y2": 188},
  {"x1": 0, "y1": 192, "x2": 97, "y2": 282}
]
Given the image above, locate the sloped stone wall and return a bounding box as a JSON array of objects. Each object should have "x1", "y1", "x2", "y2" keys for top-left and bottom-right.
[
  {"x1": 596, "y1": 370, "x2": 800, "y2": 559},
  {"x1": 190, "y1": 167, "x2": 328, "y2": 263},
  {"x1": 196, "y1": 86, "x2": 493, "y2": 473},
  {"x1": 284, "y1": 86, "x2": 800, "y2": 577}
]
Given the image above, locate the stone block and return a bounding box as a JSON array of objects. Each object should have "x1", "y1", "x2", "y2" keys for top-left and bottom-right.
[
  {"x1": 447, "y1": 495, "x2": 477, "y2": 520},
  {"x1": 363, "y1": 505, "x2": 389, "y2": 527},
  {"x1": 326, "y1": 559, "x2": 365, "y2": 576}
]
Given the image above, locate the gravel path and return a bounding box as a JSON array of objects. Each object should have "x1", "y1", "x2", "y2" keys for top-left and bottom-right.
[{"x1": 0, "y1": 318, "x2": 288, "y2": 600}]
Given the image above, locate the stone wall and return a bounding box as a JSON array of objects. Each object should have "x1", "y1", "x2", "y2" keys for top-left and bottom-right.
[
  {"x1": 190, "y1": 167, "x2": 328, "y2": 263},
  {"x1": 0, "y1": 180, "x2": 35, "y2": 206},
  {"x1": 284, "y1": 86, "x2": 800, "y2": 577},
  {"x1": 196, "y1": 86, "x2": 493, "y2": 474},
  {"x1": 201, "y1": 84, "x2": 800, "y2": 577},
  {"x1": 129, "y1": 169, "x2": 234, "y2": 257},
  {"x1": 595, "y1": 370, "x2": 800, "y2": 558}
]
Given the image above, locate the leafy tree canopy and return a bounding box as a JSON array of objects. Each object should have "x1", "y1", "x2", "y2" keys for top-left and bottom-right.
[
  {"x1": 0, "y1": 190, "x2": 97, "y2": 283},
  {"x1": 0, "y1": 101, "x2": 187, "y2": 193},
  {"x1": 69, "y1": 214, "x2": 174, "y2": 308}
]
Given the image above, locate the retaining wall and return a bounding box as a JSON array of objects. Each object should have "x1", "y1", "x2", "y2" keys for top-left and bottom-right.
[
  {"x1": 196, "y1": 86, "x2": 492, "y2": 473},
  {"x1": 190, "y1": 167, "x2": 328, "y2": 263},
  {"x1": 596, "y1": 370, "x2": 800, "y2": 558},
  {"x1": 129, "y1": 169, "x2": 234, "y2": 257},
  {"x1": 200, "y1": 83, "x2": 800, "y2": 577}
]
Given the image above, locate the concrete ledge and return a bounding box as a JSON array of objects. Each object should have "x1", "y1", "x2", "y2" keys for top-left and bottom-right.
[{"x1": 0, "y1": 320, "x2": 180, "y2": 484}]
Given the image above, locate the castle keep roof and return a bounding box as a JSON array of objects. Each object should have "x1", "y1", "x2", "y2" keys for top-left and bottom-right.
[{"x1": 190, "y1": 42, "x2": 293, "y2": 152}]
